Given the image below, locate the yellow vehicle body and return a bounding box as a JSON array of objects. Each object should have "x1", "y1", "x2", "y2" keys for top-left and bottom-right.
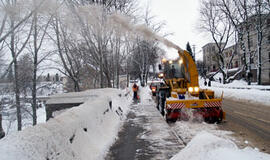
[{"x1": 156, "y1": 50, "x2": 225, "y2": 123}]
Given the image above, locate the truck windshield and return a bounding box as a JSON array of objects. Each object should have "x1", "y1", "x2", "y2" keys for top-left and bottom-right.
[{"x1": 164, "y1": 61, "x2": 185, "y2": 79}]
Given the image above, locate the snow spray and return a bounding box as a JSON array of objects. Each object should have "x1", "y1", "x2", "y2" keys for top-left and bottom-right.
[{"x1": 110, "y1": 13, "x2": 184, "y2": 52}]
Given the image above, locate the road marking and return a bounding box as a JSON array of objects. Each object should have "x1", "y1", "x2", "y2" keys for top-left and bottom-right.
[{"x1": 233, "y1": 111, "x2": 270, "y2": 124}]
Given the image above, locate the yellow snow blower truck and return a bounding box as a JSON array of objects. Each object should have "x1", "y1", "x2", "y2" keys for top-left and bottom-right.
[{"x1": 156, "y1": 50, "x2": 225, "y2": 123}]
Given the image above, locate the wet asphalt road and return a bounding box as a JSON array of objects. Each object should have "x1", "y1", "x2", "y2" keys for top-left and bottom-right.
[{"x1": 220, "y1": 99, "x2": 270, "y2": 153}]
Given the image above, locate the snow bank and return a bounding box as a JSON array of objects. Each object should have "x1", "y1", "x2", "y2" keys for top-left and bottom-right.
[
  {"x1": 0, "y1": 88, "x2": 131, "y2": 160},
  {"x1": 199, "y1": 78, "x2": 270, "y2": 106},
  {"x1": 171, "y1": 131, "x2": 270, "y2": 160},
  {"x1": 210, "y1": 86, "x2": 270, "y2": 106}
]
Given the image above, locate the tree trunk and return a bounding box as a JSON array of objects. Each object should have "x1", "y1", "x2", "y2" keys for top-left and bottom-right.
[
  {"x1": 256, "y1": 3, "x2": 263, "y2": 85},
  {"x1": 116, "y1": 39, "x2": 120, "y2": 88},
  {"x1": 11, "y1": 19, "x2": 22, "y2": 131},
  {"x1": 14, "y1": 52, "x2": 22, "y2": 131},
  {"x1": 247, "y1": 29, "x2": 252, "y2": 85},
  {"x1": 0, "y1": 114, "x2": 5, "y2": 139},
  {"x1": 74, "y1": 80, "x2": 80, "y2": 92},
  {"x1": 126, "y1": 73, "x2": 129, "y2": 87},
  {"x1": 32, "y1": 11, "x2": 38, "y2": 126},
  {"x1": 99, "y1": 52, "x2": 104, "y2": 88},
  {"x1": 244, "y1": 1, "x2": 252, "y2": 85}
]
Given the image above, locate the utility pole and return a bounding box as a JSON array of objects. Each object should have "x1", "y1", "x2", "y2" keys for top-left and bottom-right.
[{"x1": 192, "y1": 45, "x2": 196, "y2": 62}]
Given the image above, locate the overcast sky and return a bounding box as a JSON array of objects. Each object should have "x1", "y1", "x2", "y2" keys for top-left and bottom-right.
[{"x1": 139, "y1": 0, "x2": 211, "y2": 60}]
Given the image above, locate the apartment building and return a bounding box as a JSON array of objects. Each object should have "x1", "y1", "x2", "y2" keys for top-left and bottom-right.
[
  {"x1": 202, "y1": 43, "x2": 222, "y2": 72},
  {"x1": 202, "y1": 14, "x2": 270, "y2": 85}
]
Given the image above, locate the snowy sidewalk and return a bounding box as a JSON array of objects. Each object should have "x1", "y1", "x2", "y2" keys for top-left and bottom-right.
[{"x1": 106, "y1": 87, "x2": 184, "y2": 160}]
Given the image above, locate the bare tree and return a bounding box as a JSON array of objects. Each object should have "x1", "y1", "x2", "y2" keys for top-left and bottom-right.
[
  {"x1": 199, "y1": 0, "x2": 234, "y2": 83},
  {"x1": 220, "y1": 0, "x2": 255, "y2": 84},
  {"x1": 252, "y1": 0, "x2": 269, "y2": 85},
  {"x1": 4, "y1": 0, "x2": 34, "y2": 131},
  {"x1": 27, "y1": 0, "x2": 54, "y2": 125},
  {"x1": 17, "y1": 53, "x2": 33, "y2": 97},
  {"x1": 0, "y1": 0, "x2": 47, "y2": 43},
  {"x1": 52, "y1": 15, "x2": 84, "y2": 91}
]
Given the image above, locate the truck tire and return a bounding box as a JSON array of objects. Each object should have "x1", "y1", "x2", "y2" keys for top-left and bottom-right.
[
  {"x1": 165, "y1": 114, "x2": 177, "y2": 123},
  {"x1": 216, "y1": 110, "x2": 223, "y2": 124}
]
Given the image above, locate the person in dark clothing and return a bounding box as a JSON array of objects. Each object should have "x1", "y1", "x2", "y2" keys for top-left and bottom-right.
[
  {"x1": 171, "y1": 65, "x2": 176, "y2": 78},
  {"x1": 132, "y1": 83, "x2": 139, "y2": 100},
  {"x1": 208, "y1": 80, "x2": 211, "y2": 87}
]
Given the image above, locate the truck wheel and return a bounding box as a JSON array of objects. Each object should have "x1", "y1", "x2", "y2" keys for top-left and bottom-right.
[
  {"x1": 216, "y1": 110, "x2": 223, "y2": 124},
  {"x1": 165, "y1": 114, "x2": 177, "y2": 123},
  {"x1": 165, "y1": 114, "x2": 170, "y2": 123}
]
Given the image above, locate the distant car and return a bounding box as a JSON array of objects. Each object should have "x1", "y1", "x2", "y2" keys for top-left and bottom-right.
[{"x1": 149, "y1": 81, "x2": 163, "y2": 96}]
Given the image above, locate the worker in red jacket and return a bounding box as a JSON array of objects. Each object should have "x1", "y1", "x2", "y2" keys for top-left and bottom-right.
[{"x1": 132, "y1": 83, "x2": 139, "y2": 100}]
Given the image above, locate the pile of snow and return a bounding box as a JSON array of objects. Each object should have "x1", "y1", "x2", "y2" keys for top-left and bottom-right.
[
  {"x1": 171, "y1": 121, "x2": 233, "y2": 143},
  {"x1": 199, "y1": 78, "x2": 270, "y2": 105},
  {"x1": 171, "y1": 131, "x2": 270, "y2": 160},
  {"x1": 0, "y1": 88, "x2": 131, "y2": 160}
]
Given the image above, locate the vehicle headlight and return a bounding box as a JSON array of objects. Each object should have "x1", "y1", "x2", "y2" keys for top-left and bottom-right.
[
  {"x1": 162, "y1": 58, "x2": 167, "y2": 63},
  {"x1": 179, "y1": 59, "x2": 183, "y2": 65},
  {"x1": 158, "y1": 73, "x2": 164, "y2": 78},
  {"x1": 194, "y1": 87, "x2": 199, "y2": 92},
  {"x1": 188, "y1": 87, "x2": 193, "y2": 92}
]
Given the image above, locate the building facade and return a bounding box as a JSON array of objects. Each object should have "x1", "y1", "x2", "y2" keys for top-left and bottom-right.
[
  {"x1": 202, "y1": 43, "x2": 221, "y2": 72},
  {"x1": 202, "y1": 14, "x2": 270, "y2": 85}
]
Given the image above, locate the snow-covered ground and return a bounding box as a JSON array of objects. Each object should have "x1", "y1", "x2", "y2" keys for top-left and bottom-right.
[
  {"x1": 2, "y1": 104, "x2": 46, "y2": 135},
  {"x1": 0, "y1": 88, "x2": 132, "y2": 160},
  {"x1": 171, "y1": 131, "x2": 270, "y2": 160},
  {"x1": 1, "y1": 82, "x2": 269, "y2": 160},
  {"x1": 199, "y1": 77, "x2": 270, "y2": 106},
  {"x1": 1, "y1": 82, "x2": 64, "y2": 135}
]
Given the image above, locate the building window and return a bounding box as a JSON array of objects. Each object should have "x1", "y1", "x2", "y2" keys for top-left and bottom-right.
[
  {"x1": 269, "y1": 52, "x2": 270, "y2": 62},
  {"x1": 268, "y1": 36, "x2": 270, "y2": 44},
  {"x1": 250, "y1": 58, "x2": 254, "y2": 64},
  {"x1": 212, "y1": 46, "x2": 215, "y2": 52}
]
